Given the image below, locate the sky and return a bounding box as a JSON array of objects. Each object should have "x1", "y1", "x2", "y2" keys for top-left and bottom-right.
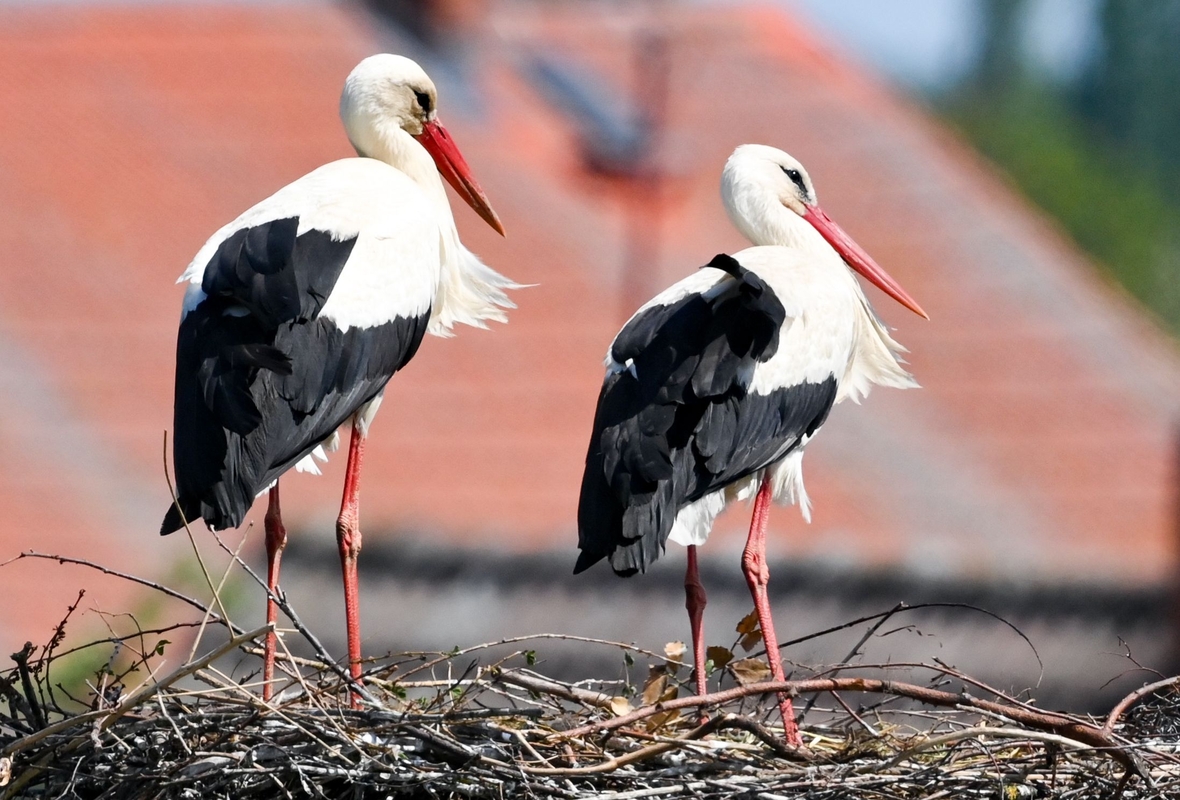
[{"x1": 780, "y1": 0, "x2": 1100, "y2": 92}]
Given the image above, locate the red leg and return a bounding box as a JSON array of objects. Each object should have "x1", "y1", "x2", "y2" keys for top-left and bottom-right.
[
  {"x1": 337, "y1": 421, "x2": 366, "y2": 707},
  {"x1": 684, "y1": 545, "x2": 708, "y2": 704},
  {"x1": 741, "y1": 475, "x2": 802, "y2": 746},
  {"x1": 263, "y1": 484, "x2": 286, "y2": 701}
]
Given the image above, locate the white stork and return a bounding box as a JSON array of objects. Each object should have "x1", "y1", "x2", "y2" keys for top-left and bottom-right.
[
  {"x1": 162, "y1": 54, "x2": 517, "y2": 703},
  {"x1": 575, "y1": 144, "x2": 927, "y2": 745}
]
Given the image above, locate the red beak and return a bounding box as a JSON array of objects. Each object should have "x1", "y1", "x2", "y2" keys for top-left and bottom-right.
[
  {"x1": 413, "y1": 118, "x2": 506, "y2": 236},
  {"x1": 803, "y1": 205, "x2": 928, "y2": 319}
]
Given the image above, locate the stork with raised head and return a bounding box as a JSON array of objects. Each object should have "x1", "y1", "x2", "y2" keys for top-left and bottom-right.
[
  {"x1": 162, "y1": 54, "x2": 517, "y2": 703},
  {"x1": 575, "y1": 144, "x2": 927, "y2": 745}
]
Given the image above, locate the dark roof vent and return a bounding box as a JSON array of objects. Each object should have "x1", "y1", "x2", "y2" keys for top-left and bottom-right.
[
  {"x1": 525, "y1": 32, "x2": 669, "y2": 178},
  {"x1": 364, "y1": 0, "x2": 489, "y2": 50}
]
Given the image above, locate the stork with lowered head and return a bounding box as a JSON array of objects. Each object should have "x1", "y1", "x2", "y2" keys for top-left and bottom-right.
[{"x1": 164, "y1": 55, "x2": 517, "y2": 703}]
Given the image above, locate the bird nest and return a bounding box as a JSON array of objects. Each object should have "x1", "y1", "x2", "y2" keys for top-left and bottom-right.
[{"x1": 2, "y1": 550, "x2": 1179, "y2": 799}]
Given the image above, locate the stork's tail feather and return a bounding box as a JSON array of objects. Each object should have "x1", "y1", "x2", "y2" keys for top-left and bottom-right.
[
  {"x1": 576, "y1": 425, "x2": 674, "y2": 578},
  {"x1": 161, "y1": 495, "x2": 242, "y2": 535},
  {"x1": 572, "y1": 547, "x2": 641, "y2": 578},
  {"x1": 161, "y1": 498, "x2": 199, "y2": 536},
  {"x1": 573, "y1": 549, "x2": 604, "y2": 575}
]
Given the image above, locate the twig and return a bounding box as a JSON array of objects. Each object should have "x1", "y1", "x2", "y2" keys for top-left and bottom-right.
[
  {"x1": 6, "y1": 552, "x2": 243, "y2": 635},
  {"x1": 161, "y1": 432, "x2": 237, "y2": 651},
  {"x1": 852, "y1": 726, "x2": 1099, "y2": 775},
  {"x1": 38, "y1": 589, "x2": 85, "y2": 715},
  {"x1": 1105, "y1": 676, "x2": 1180, "y2": 733},
  {"x1": 274, "y1": 588, "x2": 380, "y2": 708},
  {"x1": 9, "y1": 644, "x2": 44, "y2": 730},
  {"x1": 1, "y1": 625, "x2": 271, "y2": 800},
  {"x1": 709, "y1": 713, "x2": 804, "y2": 761},
  {"x1": 765, "y1": 601, "x2": 1045, "y2": 678},
  {"x1": 829, "y1": 690, "x2": 880, "y2": 738},
  {"x1": 187, "y1": 526, "x2": 250, "y2": 662},
  {"x1": 799, "y1": 602, "x2": 904, "y2": 722},
  {"x1": 49, "y1": 622, "x2": 207, "y2": 662},
  {"x1": 508, "y1": 716, "x2": 731, "y2": 776},
  {"x1": 506, "y1": 713, "x2": 810, "y2": 776},
  {"x1": 391, "y1": 634, "x2": 674, "y2": 683},
  {"x1": 492, "y1": 669, "x2": 615, "y2": 710},
  {"x1": 242, "y1": 646, "x2": 323, "y2": 670},
  {"x1": 810, "y1": 658, "x2": 1079, "y2": 725},
  {"x1": 2, "y1": 552, "x2": 1171, "y2": 799},
  {"x1": 2, "y1": 625, "x2": 270, "y2": 759},
  {"x1": 554, "y1": 676, "x2": 1136, "y2": 773},
  {"x1": 203, "y1": 530, "x2": 370, "y2": 704},
  {"x1": 155, "y1": 691, "x2": 192, "y2": 757}
]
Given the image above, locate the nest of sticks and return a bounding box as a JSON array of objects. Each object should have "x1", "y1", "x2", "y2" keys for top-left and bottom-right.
[{"x1": 2, "y1": 549, "x2": 1180, "y2": 799}]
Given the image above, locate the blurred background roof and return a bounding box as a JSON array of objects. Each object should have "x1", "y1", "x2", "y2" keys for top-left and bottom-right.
[{"x1": 0, "y1": 0, "x2": 1177, "y2": 707}]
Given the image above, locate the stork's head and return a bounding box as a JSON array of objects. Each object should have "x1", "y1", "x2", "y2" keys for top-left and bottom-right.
[
  {"x1": 722, "y1": 144, "x2": 926, "y2": 319},
  {"x1": 341, "y1": 54, "x2": 505, "y2": 235},
  {"x1": 722, "y1": 144, "x2": 817, "y2": 224}
]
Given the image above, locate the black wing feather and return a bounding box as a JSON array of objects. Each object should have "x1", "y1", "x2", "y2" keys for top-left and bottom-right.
[
  {"x1": 201, "y1": 217, "x2": 351, "y2": 327},
  {"x1": 576, "y1": 254, "x2": 837, "y2": 576},
  {"x1": 163, "y1": 218, "x2": 429, "y2": 534}
]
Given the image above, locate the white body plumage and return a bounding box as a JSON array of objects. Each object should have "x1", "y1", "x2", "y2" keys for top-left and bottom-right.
[
  {"x1": 165, "y1": 53, "x2": 520, "y2": 703},
  {"x1": 593, "y1": 144, "x2": 920, "y2": 552},
  {"x1": 166, "y1": 54, "x2": 516, "y2": 526},
  {"x1": 175, "y1": 156, "x2": 517, "y2": 478},
  {"x1": 577, "y1": 143, "x2": 926, "y2": 746},
  {"x1": 608, "y1": 243, "x2": 916, "y2": 547}
]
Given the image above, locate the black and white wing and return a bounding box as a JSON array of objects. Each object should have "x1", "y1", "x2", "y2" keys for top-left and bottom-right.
[
  {"x1": 575, "y1": 253, "x2": 837, "y2": 576},
  {"x1": 163, "y1": 161, "x2": 437, "y2": 533}
]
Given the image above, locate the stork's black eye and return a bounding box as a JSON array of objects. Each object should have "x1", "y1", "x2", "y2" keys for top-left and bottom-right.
[
  {"x1": 414, "y1": 90, "x2": 433, "y2": 114},
  {"x1": 781, "y1": 166, "x2": 806, "y2": 192}
]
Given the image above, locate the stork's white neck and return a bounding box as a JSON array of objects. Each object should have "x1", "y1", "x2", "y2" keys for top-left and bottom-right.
[
  {"x1": 339, "y1": 113, "x2": 520, "y2": 337},
  {"x1": 346, "y1": 119, "x2": 457, "y2": 229}
]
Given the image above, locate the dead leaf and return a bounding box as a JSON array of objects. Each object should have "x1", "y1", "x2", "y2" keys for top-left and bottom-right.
[
  {"x1": 706, "y1": 645, "x2": 733, "y2": 671},
  {"x1": 0, "y1": 756, "x2": 10, "y2": 787},
  {"x1": 730, "y1": 657, "x2": 773, "y2": 686},
  {"x1": 640, "y1": 670, "x2": 663, "y2": 706},
  {"x1": 735, "y1": 609, "x2": 760, "y2": 636},
  {"x1": 642, "y1": 665, "x2": 679, "y2": 706},
  {"x1": 736, "y1": 610, "x2": 764, "y2": 651},
  {"x1": 740, "y1": 629, "x2": 764, "y2": 652},
  {"x1": 608, "y1": 696, "x2": 633, "y2": 716},
  {"x1": 663, "y1": 640, "x2": 686, "y2": 673}
]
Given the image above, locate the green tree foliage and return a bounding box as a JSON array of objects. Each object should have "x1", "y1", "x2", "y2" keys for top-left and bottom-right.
[
  {"x1": 1078, "y1": 2, "x2": 1180, "y2": 202},
  {"x1": 939, "y1": 0, "x2": 1180, "y2": 330}
]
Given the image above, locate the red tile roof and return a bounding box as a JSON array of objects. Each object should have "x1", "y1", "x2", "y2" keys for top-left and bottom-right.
[{"x1": 0, "y1": 2, "x2": 1177, "y2": 649}]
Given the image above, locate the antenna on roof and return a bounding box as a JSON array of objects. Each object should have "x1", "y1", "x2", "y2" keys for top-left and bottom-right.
[
  {"x1": 525, "y1": 29, "x2": 667, "y2": 178},
  {"x1": 364, "y1": 0, "x2": 489, "y2": 51},
  {"x1": 525, "y1": 9, "x2": 672, "y2": 315}
]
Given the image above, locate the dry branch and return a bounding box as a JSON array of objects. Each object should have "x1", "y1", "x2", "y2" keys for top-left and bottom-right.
[
  {"x1": 557, "y1": 676, "x2": 1120, "y2": 754},
  {"x1": 3, "y1": 553, "x2": 1179, "y2": 799},
  {"x1": 493, "y1": 667, "x2": 616, "y2": 709}
]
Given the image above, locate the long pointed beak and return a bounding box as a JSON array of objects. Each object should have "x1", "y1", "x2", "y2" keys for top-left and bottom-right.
[
  {"x1": 803, "y1": 205, "x2": 928, "y2": 319},
  {"x1": 413, "y1": 118, "x2": 506, "y2": 236}
]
